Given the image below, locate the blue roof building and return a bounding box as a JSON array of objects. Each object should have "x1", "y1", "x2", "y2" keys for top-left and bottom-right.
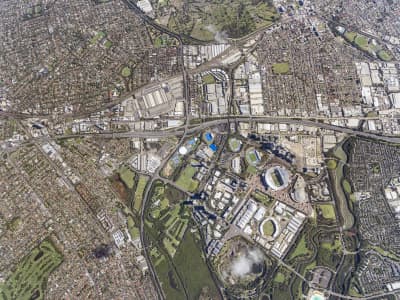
[{"x1": 209, "y1": 144, "x2": 218, "y2": 152}]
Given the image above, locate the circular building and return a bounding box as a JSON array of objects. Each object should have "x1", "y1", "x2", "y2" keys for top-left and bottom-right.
[
  {"x1": 263, "y1": 166, "x2": 290, "y2": 191},
  {"x1": 291, "y1": 175, "x2": 309, "y2": 203},
  {"x1": 260, "y1": 217, "x2": 280, "y2": 239},
  {"x1": 178, "y1": 146, "x2": 188, "y2": 155}
]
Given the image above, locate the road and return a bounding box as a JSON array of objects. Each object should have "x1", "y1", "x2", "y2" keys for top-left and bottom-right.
[
  {"x1": 47, "y1": 116, "x2": 400, "y2": 144},
  {"x1": 4, "y1": 115, "x2": 400, "y2": 160}
]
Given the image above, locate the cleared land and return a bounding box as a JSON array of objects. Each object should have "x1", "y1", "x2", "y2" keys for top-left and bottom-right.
[{"x1": 0, "y1": 238, "x2": 63, "y2": 300}]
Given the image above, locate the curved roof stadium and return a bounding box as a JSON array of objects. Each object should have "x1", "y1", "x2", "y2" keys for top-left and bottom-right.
[{"x1": 263, "y1": 166, "x2": 290, "y2": 191}]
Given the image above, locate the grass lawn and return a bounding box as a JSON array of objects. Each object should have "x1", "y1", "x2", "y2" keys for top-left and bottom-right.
[
  {"x1": 344, "y1": 31, "x2": 357, "y2": 42},
  {"x1": 272, "y1": 62, "x2": 290, "y2": 74},
  {"x1": 378, "y1": 50, "x2": 392, "y2": 61},
  {"x1": 327, "y1": 159, "x2": 337, "y2": 170},
  {"x1": 245, "y1": 148, "x2": 260, "y2": 166},
  {"x1": 321, "y1": 239, "x2": 342, "y2": 252},
  {"x1": 354, "y1": 35, "x2": 369, "y2": 50},
  {"x1": 252, "y1": 191, "x2": 272, "y2": 206},
  {"x1": 262, "y1": 220, "x2": 275, "y2": 236},
  {"x1": 289, "y1": 235, "x2": 310, "y2": 259},
  {"x1": 318, "y1": 204, "x2": 336, "y2": 220},
  {"x1": 104, "y1": 39, "x2": 112, "y2": 49},
  {"x1": 303, "y1": 260, "x2": 316, "y2": 276},
  {"x1": 0, "y1": 238, "x2": 63, "y2": 300},
  {"x1": 342, "y1": 179, "x2": 352, "y2": 194},
  {"x1": 228, "y1": 137, "x2": 242, "y2": 152},
  {"x1": 133, "y1": 176, "x2": 148, "y2": 212},
  {"x1": 90, "y1": 31, "x2": 106, "y2": 45},
  {"x1": 6, "y1": 217, "x2": 22, "y2": 232},
  {"x1": 165, "y1": 205, "x2": 180, "y2": 228},
  {"x1": 173, "y1": 231, "x2": 219, "y2": 300},
  {"x1": 202, "y1": 74, "x2": 216, "y2": 84},
  {"x1": 273, "y1": 272, "x2": 286, "y2": 283},
  {"x1": 175, "y1": 164, "x2": 199, "y2": 192},
  {"x1": 121, "y1": 66, "x2": 132, "y2": 78},
  {"x1": 127, "y1": 215, "x2": 140, "y2": 239},
  {"x1": 246, "y1": 165, "x2": 258, "y2": 175},
  {"x1": 118, "y1": 166, "x2": 135, "y2": 189},
  {"x1": 331, "y1": 144, "x2": 355, "y2": 230},
  {"x1": 160, "y1": 198, "x2": 169, "y2": 210},
  {"x1": 163, "y1": 237, "x2": 177, "y2": 257}
]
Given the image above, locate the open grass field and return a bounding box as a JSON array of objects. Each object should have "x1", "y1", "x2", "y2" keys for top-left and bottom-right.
[
  {"x1": 252, "y1": 191, "x2": 273, "y2": 207},
  {"x1": 202, "y1": 74, "x2": 216, "y2": 84},
  {"x1": 154, "y1": 258, "x2": 186, "y2": 300},
  {"x1": 121, "y1": 66, "x2": 131, "y2": 78},
  {"x1": 342, "y1": 179, "x2": 352, "y2": 194},
  {"x1": 228, "y1": 137, "x2": 242, "y2": 152},
  {"x1": 331, "y1": 144, "x2": 355, "y2": 230},
  {"x1": 127, "y1": 215, "x2": 140, "y2": 239},
  {"x1": 318, "y1": 204, "x2": 336, "y2": 220},
  {"x1": 173, "y1": 231, "x2": 220, "y2": 300},
  {"x1": 133, "y1": 175, "x2": 148, "y2": 212},
  {"x1": 245, "y1": 148, "x2": 260, "y2": 166},
  {"x1": 327, "y1": 159, "x2": 337, "y2": 170},
  {"x1": 344, "y1": 31, "x2": 357, "y2": 42},
  {"x1": 321, "y1": 239, "x2": 342, "y2": 252},
  {"x1": 273, "y1": 272, "x2": 286, "y2": 283},
  {"x1": 262, "y1": 220, "x2": 275, "y2": 236},
  {"x1": 377, "y1": 50, "x2": 392, "y2": 61},
  {"x1": 289, "y1": 235, "x2": 311, "y2": 259},
  {"x1": 272, "y1": 62, "x2": 290, "y2": 74},
  {"x1": 118, "y1": 166, "x2": 135, "y2": 189},
  {"x1": 175, "y1": 164, "x2": 199, "y2": 192},
  {"x1": 0, "y1": 238, "x2": 63, "y2": 300},
  {"x1": 354, "y1": 35, "x2": 369, "y2": 50}
]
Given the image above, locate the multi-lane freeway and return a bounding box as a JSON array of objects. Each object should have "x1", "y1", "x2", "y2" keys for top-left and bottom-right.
[{"x1": 47, "y1": 116, "x2": 400, "y2": 144}]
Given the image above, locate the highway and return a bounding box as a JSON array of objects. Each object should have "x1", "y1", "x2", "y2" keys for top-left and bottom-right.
[
  {"x1": 4, "y1": 116, "x2": 400, "y2": 159},
  {"x1": 47, "y1": 116, "x2": 400, "y2": 144}
]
